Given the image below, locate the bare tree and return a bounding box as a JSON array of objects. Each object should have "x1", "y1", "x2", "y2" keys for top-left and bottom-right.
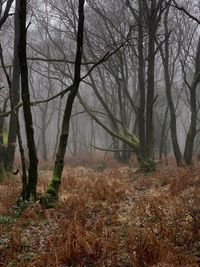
[
  {"x1": 43, "y1": 0, "x2": 85, "y2": 204},
  {"x1": 158, "y1": 2, "x2": 183, "y2": 166},
  {"x1": 18, "y1": 0, "x2": 38, "y2": 200}
]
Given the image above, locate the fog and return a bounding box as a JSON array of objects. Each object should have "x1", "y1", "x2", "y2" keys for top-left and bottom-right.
[{"x1": 0, "y1": 0, "x2": 200, "y2": 166}]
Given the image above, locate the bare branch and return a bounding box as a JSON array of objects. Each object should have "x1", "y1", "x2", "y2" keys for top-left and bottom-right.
[
  {"x1": 0, "y1": 85, "x2": 73, "y2": 119},
  {"x1": 0, "y1": 36, "x2": 129, "y2": 119},
  {"x1": 27, "y1": 56, "x2": 97, "y2": 65},
  {"x1": 90, "y1": 144, "x2": 134, "y2": 152},
  {"x1": 170, "y1": 1, "x2": 200, "y2": 24},
  {"x1": 0, "y1": 0, "x2": 14, "y2": 30},
  {"x1": 81, "y1": 39, "x2": 129, "y2": 81}
]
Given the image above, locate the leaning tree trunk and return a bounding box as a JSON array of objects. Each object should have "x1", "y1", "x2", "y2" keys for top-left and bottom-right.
[
  {"x1": 18, "y1": 0, "x2": 38, "y2": 200},
  {"x1": 6, "y1": 0, "x2": 20, "y2": 172},
  {"x1": 183, "y1": 37, "x2": 200, "y2": 165},
  {"x1": 44, "y1": 0, "x2": 85, "y2": 204}
]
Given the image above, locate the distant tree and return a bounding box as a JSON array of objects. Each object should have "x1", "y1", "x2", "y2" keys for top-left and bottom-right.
[
  {"x1": 176, "y1": 1, "x2": 200, "y2": 165},
  {"x1": 158, "y1": 1, "x2": 183, "y2": 166},
  {"x1": 78, "y1": 0, "x2": 166, "y2": 171}
]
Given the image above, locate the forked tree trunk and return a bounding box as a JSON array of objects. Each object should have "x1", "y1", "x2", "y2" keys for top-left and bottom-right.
[
  {"x1": 43, "y1": 0, "x2": 85, "y2": 204},
  {"x1": 161, "y1": 4, "x2": 183, "y2": 166},
  {"x1": 18, "y1": 0, "x2": 38, "y2": 200}
]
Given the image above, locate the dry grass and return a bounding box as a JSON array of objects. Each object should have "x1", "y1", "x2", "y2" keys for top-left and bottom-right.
[{"x1": 0, "y1": 160, "x2": 200, "y2": 266}]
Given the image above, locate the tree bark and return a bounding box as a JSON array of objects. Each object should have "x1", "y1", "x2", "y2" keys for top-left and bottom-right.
[
  {"x1": 0, "y1": 109, "x2": 6, "y2": 183},
  {"x1": 18, "y1": 0, "x2": 38, "y2": 200},
  {"x1": 41, "y1": 115, "x2": 48, "y2": 161},
  {"x1": 6, "y1": 0, "x2": 20, "y2": 171},
  {"x1": 159, "y1": 107, "x2": 169, "y2": 161},
  {"x1": 183, "y1": 37, "x2": 200, "y2": 165},
  {"x1": 145, "y1": 0, "x2": 156, "y2": 160},
  {"x1": 138, "y1": 0, "x2": 146, "y2": 163}
]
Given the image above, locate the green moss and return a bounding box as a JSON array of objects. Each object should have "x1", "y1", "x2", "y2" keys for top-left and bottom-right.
[
  {"x1": 140, "y1": 158, "x2": 157, "y2": 172},
  {"x1": 0, "y1": 216, "x2": 16, "y2": 225},
  {"x1": 42, "y1": 174, "x2": 61, "y2": 207},
  {"x1": 3, "y1": 131, "x2": 8, "y2": 145},
  {"x1": 46, "y1": 176, "x2": 61, "y2": 195},
  {"x1": 117, "y1": 132, "x2": 140, "y2": 151},
  {"x1": 45, "y1": 186, "x2": 57, "y2": 196}
]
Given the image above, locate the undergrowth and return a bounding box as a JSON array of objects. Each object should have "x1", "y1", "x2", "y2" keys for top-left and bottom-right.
[{"x1": 0, "y1": 163, "x2": 199, "y2": 266}]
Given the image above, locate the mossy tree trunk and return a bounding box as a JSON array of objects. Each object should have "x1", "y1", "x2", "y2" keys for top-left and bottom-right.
[
  {"x1": 0, "y1": 0, "x2": 27, "y2": 198},
  {"x1": 18, "y1": 0, "x2": 38, "y2": 201},
  {"x1": 44, "y1": 0, "x2": 85, "y2": 204}
]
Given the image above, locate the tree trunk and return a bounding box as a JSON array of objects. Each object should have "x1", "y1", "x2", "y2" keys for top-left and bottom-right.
[
  {"x1": 53, "y1": 96, "x2": 62, "y2": 160},
  {"x1": 6, "y1": 0, "x2": 20, "y2": 172},
  {"x1": 138, "y1": 0, "x2": 146, "y2": 164},
  {"x1": 41, "y1": 116, "x2": 48, "y2": 161},
  {"x1": 146, "y1": 1, "x2": 156, "y2": 160},
  {"x1": 183, "y1": 37, "x2": 200, "y2": 164},
  {"x1": 0, "y1": 147, "x2": 6, "y2": 183},
  {"x1": 121, "y1": 142, "x2": 131, "y2": 163},
  {"x1": 183, "y1": 92, "x2": 197, "y2": 165},
  {"x1": 44, "y1": 0, "x2": 85, "y2": 204},
  {"x1": 159, "y1": 107, "x2": 169, "y2": 161},
  {"x1": 112, "y1": 137, "x2": 121, "y2": 161},
  {"x1": 161, "y1": 3, "x2": 183, "y2": 166},
  {"x1": 18, "y1": 0, "x2": 38, "y2": 200},
  {"x1": 0, "y1": 110, "x2": 6, "y2": 183}
]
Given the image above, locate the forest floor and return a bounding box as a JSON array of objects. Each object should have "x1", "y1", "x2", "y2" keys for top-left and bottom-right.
[{"x1": 0, "y1": 158, "x2": 200, "y2": 267}]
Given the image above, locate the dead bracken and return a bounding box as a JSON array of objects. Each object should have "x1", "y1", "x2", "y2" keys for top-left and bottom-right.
[{"x1": 0, "y1": 163, "x2": 199, "y2": 267}]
